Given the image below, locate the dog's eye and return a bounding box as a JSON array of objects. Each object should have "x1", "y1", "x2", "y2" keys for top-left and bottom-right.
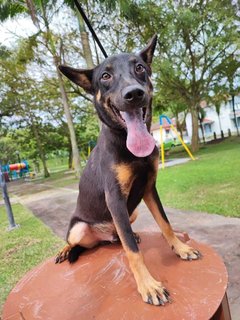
[
  {"x1": 135, "y1": 64, "x2": 145, "y2": 73},
  {"x1": 102, "y1": 72, "x2": 111, "y2": 80}
]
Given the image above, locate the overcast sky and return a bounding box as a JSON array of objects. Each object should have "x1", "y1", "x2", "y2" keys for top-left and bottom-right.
[{"x1": 0, "y1": 16, "x2": 37, "y2": 48}]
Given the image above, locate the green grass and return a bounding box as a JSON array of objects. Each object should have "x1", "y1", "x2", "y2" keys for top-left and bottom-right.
[
  {"x1": 30, "y1": 169, "x2": 78, "y2": 188},
  {"x1": 156, "y1": 137, "x2": 240, "y2": 217},
  {"x1": 28, "y1": 157, "x2": 69, "y2": 172},
  {"x1": 0, "y1": 203, "x2": 64, "y2": 313},
  {"x1": 28, "y1": 157, "x2": 82, "y2": 187}
]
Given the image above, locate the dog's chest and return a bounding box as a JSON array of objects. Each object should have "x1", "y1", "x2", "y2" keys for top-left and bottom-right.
[{"x1": 112, "y1": 159, "x2": 156, "y2": 198}]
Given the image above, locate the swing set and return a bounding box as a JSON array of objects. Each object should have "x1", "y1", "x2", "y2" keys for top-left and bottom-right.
[{"x1": 159, "y1": 115, "x2": 195, "y2": 169}]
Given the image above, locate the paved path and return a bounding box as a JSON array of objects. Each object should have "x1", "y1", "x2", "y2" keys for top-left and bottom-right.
[
  {"x1": 159, "y1": 157, "x2": 191, "y2": 168},
  {"x1": 6, "y1": 180, "x2": 240, "y2": 319}
]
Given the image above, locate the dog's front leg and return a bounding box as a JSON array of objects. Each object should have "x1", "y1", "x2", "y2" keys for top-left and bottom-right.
[
  {"x1": 144, "y1": 185, "x2": 201, "y2": 260},
  {"x1": 105, "y1": 188, "x2": 170, "y2": 306}
]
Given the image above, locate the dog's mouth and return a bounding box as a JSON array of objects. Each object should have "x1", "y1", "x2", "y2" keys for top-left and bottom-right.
[
  {"x1": 109, "y1": 102, "x2": 126, "y2": 126},
  {"x1": 109, "y1": 102, "x2": 147, "y2": 126},
  {"x1": 109, "y1": 101, "x2": 155, "y2": 157}
]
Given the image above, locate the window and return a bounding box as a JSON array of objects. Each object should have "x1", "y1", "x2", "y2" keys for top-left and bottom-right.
[{"x1": 204, "y1": 123, "x2": 212, "y2": 134}]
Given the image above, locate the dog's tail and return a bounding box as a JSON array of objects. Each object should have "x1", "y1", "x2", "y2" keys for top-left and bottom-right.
[{"x1": 68, "y1": 245, "x2": 86, "y2": 264}]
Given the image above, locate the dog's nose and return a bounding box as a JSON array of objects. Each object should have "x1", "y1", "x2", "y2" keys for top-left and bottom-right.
[{"x1": 123, "y1": 86, "x2": 145, "y2": 103}]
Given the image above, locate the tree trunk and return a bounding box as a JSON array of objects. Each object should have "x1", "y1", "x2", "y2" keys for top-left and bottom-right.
[
  {"x1": 54, "y1": 57, "x2": 82, "y2": 178},
  {"x1": 30, "y1": 120, "x2": 50, "y2": 178},
  {"x1": 33, "y1": 2, "x2": 82, "y2": 178},
  {"x1": 68, "y1": 143, "x2": 73, "y2": 169},
  {"x1": 199, "y1": 122, "x2": 205, "y2": 144},
  {"x1": 217, "y1": 113, "x2": 222, "y2": 133},
  {"x1": 217, "y1": 113, "x2": 224, "y2": 138},
  {"x1": 77, "y1": 13, "x2": 94, "y2": 68},
  {"x1": 190, "y1": 107, "x2": 199, "y2": 152},
  {"x1": 77, "y1": 12, "x2": 102, "y2": 131},
  {"x1": 231, "y1": 95, "x2": 240, "y2": 136},
  {"x1": 175, "y1": 113, "x2": 183, "y2": 139}
]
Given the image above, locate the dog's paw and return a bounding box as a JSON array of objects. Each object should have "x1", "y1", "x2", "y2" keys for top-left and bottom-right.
[
  {"x1": 138, "y1": 277, "x2": 171, "y2": 306},
  {"x1": 172, "y1": 242, "x2": 201, "y2": 261},
  {"x1": 133, "y1": 232, "x2": 141, "y2": 244},
  {"x1": 55, "y1": 245, "x2": 71, "y2": 264}
]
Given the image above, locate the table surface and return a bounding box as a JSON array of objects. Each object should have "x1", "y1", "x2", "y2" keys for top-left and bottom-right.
[{"x1": 3, "y1": 232, "x2": 228, "y2": 320}]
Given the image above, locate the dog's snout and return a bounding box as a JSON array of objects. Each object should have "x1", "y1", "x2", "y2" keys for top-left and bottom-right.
[{"x1": 123, "y1": 86, "x2": 145, "y2": 103}]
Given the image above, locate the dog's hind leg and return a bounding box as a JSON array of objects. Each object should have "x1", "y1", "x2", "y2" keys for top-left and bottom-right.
[
  {"x1": 129, "y1": 209, "x2": 139, "y2": 224},
  {"x1": 129, "y1": 209, "x2": 141, "y2": 243},
  {"x1": 144, "y1": 185, "x2": 201, "y2": 260},
  {"x1": 55, "y1": 221, "x2": 100, "y2": 264}
]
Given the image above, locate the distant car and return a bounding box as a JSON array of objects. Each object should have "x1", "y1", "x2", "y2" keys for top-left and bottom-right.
[
  {"x1": 162, "y1": 138, "x2": 176, "y2": 150},
  {"x1": 159, "y1": 137, "x2": 190, "y2": 150}
]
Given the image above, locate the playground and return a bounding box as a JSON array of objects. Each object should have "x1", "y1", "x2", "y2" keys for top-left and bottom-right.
[
  {"x1": 1, "y1": 161, "x2": 30, "y2": 181},
  {"x1": 1, "y1": 142, "x2": 240, "y2": 318},
  {"x1": 0, "y1": 0, "x2": 239, "y2": 317},
  {"x1": 1, "y1": 127, "x2": 239, "y2": 318}
]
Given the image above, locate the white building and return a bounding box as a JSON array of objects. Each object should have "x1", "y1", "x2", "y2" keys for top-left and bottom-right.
[
  {"x1": 151, "y1": 95, "x2": 240, "y2": 143},
  {"x1": 185, "y1": 95, "x2": 240, "y2": 141}
]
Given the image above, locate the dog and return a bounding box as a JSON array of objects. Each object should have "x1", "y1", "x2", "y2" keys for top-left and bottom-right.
[{"x1": 55, "y1": 35, "x2": 201, "y2": 306}]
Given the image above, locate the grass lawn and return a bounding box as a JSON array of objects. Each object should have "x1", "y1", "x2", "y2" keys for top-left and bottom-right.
[
  {"x1": 156, "y1": 137, "x2": 240, "y2": 217},
  {"x1": 0, "y1": 203, "x2": 64, "y2": 314},
  {"x1": 33, "y1": 169, "x2": 78, "y2": 188}
]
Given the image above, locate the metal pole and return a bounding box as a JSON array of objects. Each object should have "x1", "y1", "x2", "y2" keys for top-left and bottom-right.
[{"x1": 0, "y1": 162, "x2": 19, "y2": 231}]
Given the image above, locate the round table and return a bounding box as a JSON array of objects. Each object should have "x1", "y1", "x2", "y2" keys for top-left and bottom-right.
[{"x1": 3, "y1": 232, "x2": 229, "y2": 320}]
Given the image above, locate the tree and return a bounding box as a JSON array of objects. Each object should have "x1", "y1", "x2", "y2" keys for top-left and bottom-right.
[
  {"x1": 0, "y1": 40, "x2": 70, "y2": 177},
  {"x1": 0, "y1": 61, "x2": 51, "y2": 176},
  {"x1": 0, "y1": 0, "x2": 25, "y2": 20},
  {"x1": 0, "y1": 0, "x2": 83, "y2": 177},
  {"x1": 119, "y1": 0, "x2": 240, "y2": 151},
  {"x1": 0, "y1": 136, "x2": 19, "y2": 164}
]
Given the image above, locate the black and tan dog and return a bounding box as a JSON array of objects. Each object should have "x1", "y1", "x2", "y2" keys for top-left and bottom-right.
[{"x1": 56, "y1": 35, "x2": 201, "y2": 306}]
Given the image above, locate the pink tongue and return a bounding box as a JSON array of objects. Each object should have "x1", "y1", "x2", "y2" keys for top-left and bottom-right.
[{"x1": 121, "y1": 110, "x2": 156, "y2": 157}]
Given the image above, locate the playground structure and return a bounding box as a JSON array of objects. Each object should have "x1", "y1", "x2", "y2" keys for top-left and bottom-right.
[
  {"x1": 87, "y1": 140, "x2": 96, "y2": 157},
  {"x1": 1, "y1": 160, "x2": 29, "y2": 181},
  {"x1": 159, "y1": 115, "x2": 195, "y2": 169}
]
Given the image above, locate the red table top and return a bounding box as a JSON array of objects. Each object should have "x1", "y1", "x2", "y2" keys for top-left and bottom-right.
[{"x1": 3, "y1": 232, "x2": 228, "y2": 320}]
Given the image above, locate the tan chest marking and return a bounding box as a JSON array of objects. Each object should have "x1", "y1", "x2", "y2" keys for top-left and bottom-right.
[
  {"x1": 96, "y1": 90, "x2": 101, "y2": 102},
  {"x1": 112, "y1": 163, "x2": 135, "y2": 197}
]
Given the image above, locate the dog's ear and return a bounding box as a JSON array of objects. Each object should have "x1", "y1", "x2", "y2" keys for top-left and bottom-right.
[
  {"x1": 59, "y1": 65, "x2": 94, "y2": 94},
  {"x1": 139, "y1": 34, "x2": 158, "y2": 66}
]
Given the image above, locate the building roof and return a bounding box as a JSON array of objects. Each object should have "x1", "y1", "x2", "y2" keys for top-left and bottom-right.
[{"x1": 202, "y1": 118, "x2": 214, "y2": 124}]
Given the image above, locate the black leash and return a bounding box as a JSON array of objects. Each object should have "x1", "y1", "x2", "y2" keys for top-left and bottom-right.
[{"x1": 73, "y1": 0, "x2": 108, "y2": 58}]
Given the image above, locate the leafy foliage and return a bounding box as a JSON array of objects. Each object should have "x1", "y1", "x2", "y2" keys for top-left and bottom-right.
[
  {"x1": 0, "y1": 0, "x2": 26, "y2": 22},
  {"x1": 0, "y1": 0, "x2": 239, "y2": 164}
]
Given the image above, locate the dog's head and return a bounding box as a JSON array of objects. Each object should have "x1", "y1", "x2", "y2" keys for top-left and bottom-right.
[{"x1": 59, "y1": 35, "x2": 157, "y2": 157}]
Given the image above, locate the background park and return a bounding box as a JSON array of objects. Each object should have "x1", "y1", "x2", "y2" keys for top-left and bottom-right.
[{"x1": 0, "y1": 0, "x2": 240, "y2": 318}]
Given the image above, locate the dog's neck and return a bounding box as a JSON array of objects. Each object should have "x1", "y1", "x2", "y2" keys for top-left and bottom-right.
[{"x1": 100, "y1": 123, "x2": 127, "y2": 145}]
